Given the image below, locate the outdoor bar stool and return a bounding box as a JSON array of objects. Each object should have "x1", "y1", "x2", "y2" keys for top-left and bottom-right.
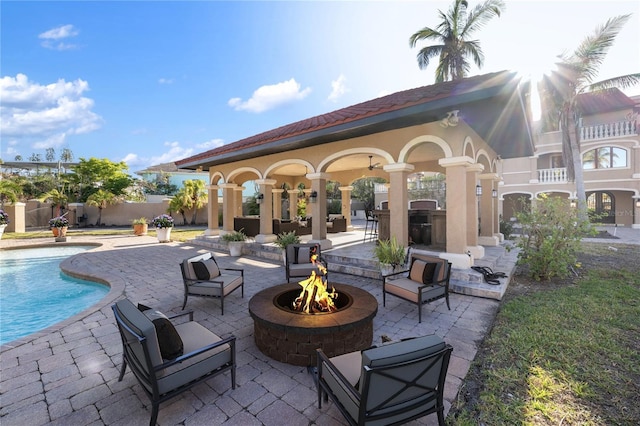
[{"x1": 363, "y1": 210, "x2": 378, "y2": 243}]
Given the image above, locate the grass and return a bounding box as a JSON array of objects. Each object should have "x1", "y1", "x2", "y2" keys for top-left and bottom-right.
[
  {"x1": 449, "y1": 243, "x2": 640, "y2": 425},
  {"x1": 0, "y1": 227, "x2": 205, "y2": 243}
]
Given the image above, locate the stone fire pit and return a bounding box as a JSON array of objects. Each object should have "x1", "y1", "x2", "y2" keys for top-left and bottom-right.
[{"x1": 249, "y1": 283, "x2": 378, "y2": 366}]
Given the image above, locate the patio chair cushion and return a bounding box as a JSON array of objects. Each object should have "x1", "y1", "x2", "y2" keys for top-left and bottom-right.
[
  {"x1": 115, "y1": 299, "x2": 163, "y2": 367},
  {"x1": 409, "y1": 259, "x2": 438, "y2": 284},
  {"x1": 138, "y1": 306, "x2": 184, "y2": 360},
  {"x1": 192, "y1": 258, "x2": 220, "y2": 280},
  {"x1": 295, "y1": 246, "x2": 312, "y2": 264}
]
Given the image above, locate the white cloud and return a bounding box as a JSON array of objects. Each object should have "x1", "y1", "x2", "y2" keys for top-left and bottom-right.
[
  {"x1": 328, "y1": 74, "x2": 348, "y2": 102},
  {"x1": 122, "y1": 141, "x2": 194, "y2": 170},
  {"x1": 158, "y1": 78, "x2": 174, "y2": 85},
  {"x1": 196, "y1": 138, "x2": 224, "y2": 150},
  {"x1": 228, "y1": 78, "x2": 312, "y2": 113},
  {"x1": 38, "y1": 24, "x2": 80, "y2": 50},
  {"x1": 0, "y1": 73, "x2": 102, "y2": 150}
]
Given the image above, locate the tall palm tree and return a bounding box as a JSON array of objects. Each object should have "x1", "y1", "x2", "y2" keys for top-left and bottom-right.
[
  {"x1": 40, "y1": 188, "x2": 68, "y2": 216},
  {"x1": 169, "y1": 189, "x2": 191, "y2": 226},
  {"x1": 409, "y1": 0, "x2": 504, "y2": 82},
  {"x1": 539, "y1": 14, "x2": 640, "y2": 220}
]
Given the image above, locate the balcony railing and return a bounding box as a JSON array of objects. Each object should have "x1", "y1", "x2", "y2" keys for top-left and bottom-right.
[
  {"x1": 580, "y1": 119, "x2": 638, "y2": 141},
  {"x1": 538, "y1": 168, "x2": 567, "y2": 183}
]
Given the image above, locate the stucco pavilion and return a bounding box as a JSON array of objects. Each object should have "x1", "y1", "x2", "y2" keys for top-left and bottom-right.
[{"x1": 176, "y1": 71, "x2": 533, "y2": 269}]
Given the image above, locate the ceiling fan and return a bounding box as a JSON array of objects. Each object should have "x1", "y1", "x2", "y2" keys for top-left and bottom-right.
[{"x1": 368, "y1": 155, "x2": 381, "y2": 171}]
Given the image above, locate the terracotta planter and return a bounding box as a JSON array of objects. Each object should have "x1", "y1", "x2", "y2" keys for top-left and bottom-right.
[
  {"x1": 156, "y1": 227, "x2": 172, "y2": 243},
  {"x1": 133, "y1": 223, "x2": 148, "y2": 236},
  {"x1": 52, "y1": 227, "x2": 68, "y2": 237}
]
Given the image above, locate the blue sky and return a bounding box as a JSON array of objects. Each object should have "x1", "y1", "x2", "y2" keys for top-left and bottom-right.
[{"x1": 2, "y1": 0, "x2": 639, "y2": 174}]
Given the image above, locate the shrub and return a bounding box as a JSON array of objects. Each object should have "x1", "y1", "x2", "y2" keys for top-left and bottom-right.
[
  {"x1": 373, "y1": 237, "x2": 406, "y2": 268},
  {"x1": 499, "y1": 215, "x2": 513, "y2": 239},
  {"x1": 274, "y1": 231, "x2": 300, "y2": 249},
  {"x1": 515, "y1": 194, "x2": 595, "y2": 281},
  {"x1": 221, "y1": 229, "x2": 248, "y2": 242}
]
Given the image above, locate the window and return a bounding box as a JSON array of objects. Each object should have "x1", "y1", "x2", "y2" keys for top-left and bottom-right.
[
  {"x1": 583, "y1": 147, "x2": 627, "y2": 169},
  {"x1": 550, "y1": 154, "x2": 564, "y2": 168}
]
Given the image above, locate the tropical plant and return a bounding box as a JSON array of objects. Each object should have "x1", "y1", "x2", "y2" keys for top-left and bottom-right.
[
  {"x1": 86, "y1": 189, "x2": 118, "y2": 226},
  {"x1": 515, "y1": 194, "x2": 595, "y2": 281},
  {"x1": 169, "y1": 190, "x2": 190, "y2": 225},
  {"x1": 40, "y1": 188, "x2": 68, "y2": 216},
  {"x1": 48, "y1": 214, "x2": 70, "y2": 228},
  {"x1": 70, "y1": 157, "x2": 131, "y2": 201},
  {"x1": 0, "y1": 209, "x2": 10, "y2": 225},
  {"x1": 538, "y1": 15, "x2": 640, "y2": 220},
  {"x1": 184, "y1": 179, "x2": 207, "y2": 224},
  {"x1": 152, "y1": 214, "x2": 174, "y2": 228},
  {"x1": 221, "y1": 229, "x2": 248, "y2": 242},
  {"x1": 132, "y1": 217, "x2": 148, "y2": 225},
  {"x1": 0, "y1": 179, "x2": 21, "y2": 207},
  {"x1": 273, "y1": 231, "x2": 301, "y2": 249},
  {"x1": 409, "y1": 0, "x2": 505, "y2": 82},
  {"x1": 373, "y1": 237, "x2": 407, "y2": 268}
]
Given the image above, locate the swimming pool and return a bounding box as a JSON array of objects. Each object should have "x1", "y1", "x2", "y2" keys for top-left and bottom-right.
[{"x1": 0, "y1": 246, "x2": 109, "y2": 346}]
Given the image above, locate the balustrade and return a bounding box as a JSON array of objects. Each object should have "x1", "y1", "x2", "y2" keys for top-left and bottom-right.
[
  {"x1": 538, "y1": 168, "x2": 567, "y2": 183},
  {"x1": 580, "y1": 119, "x2": 638, "y2": 141}
]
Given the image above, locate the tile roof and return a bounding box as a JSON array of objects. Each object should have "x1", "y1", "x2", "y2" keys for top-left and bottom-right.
[
  {"x1": 177, "y1": 70, "x2": 524, "y2": 167},
  {"x1": 577, "y1": 88, "x2": 636, "y2": 116}
]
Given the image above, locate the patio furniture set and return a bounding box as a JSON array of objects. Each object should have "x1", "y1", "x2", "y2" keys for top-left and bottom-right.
[{"x1": 112, "y1": 244, "x2": 453, "y2": 425}]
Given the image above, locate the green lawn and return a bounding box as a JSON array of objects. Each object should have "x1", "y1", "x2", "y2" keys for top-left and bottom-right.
[
  {"x1": 449, "y1": 244, "x2": 640, "y2": 425},
  {"x1": 0, "y1": 228, "x2": 205, "y2": 243}
]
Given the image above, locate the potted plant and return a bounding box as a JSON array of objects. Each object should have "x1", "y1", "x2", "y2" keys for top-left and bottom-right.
[
  {"x1": 221, "y1": 229, "x2": 248, "y2": 256},
  {"x1": 0, "y1": 209, "x2": 9, "y2": 239},
  {"x1": 48, "y1": 214, "x2": 70, "y2": 237},
  {"x1": 373, "y1": 236, "x2": 407, "y2": 277},
  {"x1": 132, "y1": 217, "x2": 149, "y2": 236},
  {"x1": 152, "y1": 214, "x2": 174, "y2": 242},
  {"x1": 274, "y1": 231, "x2": 301, "y2": 264}
]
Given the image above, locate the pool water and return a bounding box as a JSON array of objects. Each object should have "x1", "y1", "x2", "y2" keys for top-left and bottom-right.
[{"x1": 0, "y1": 246, "x2": 109, "y2": 346}]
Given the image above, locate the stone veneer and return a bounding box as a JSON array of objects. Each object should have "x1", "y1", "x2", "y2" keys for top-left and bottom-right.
[{"x1": 249, "y1": 283, "x2": 377, "y2": 366}]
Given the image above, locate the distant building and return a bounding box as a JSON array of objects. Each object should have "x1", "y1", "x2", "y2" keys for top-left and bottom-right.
[{"x1": 135, "y1": 162, "x2": 209, "y2": 191}]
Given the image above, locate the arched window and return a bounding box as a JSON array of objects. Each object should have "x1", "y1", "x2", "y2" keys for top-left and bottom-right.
[
  {"x1": 587, "y1": 191, "x2": 615, "y2": 223},
  {"x1": 583, "y1": 147, "x2": 627, "y2": 169}
]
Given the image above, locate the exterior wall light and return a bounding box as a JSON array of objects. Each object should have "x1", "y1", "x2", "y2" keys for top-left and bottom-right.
[
  {"x1": 492, "y1": 189, "x2": 498, "y2": 198},
  {"x1": 636, "y1": 199, "x2": 640, "y2": 208},
  {"x1": 309, "y1": 190, "x2": 318, "y2": 203},
  {"x1": 256, "y1": 193, "x2": 264, "y2": 204},
  {"x1": 570, "y1": 199, "x2": 577, "y2": 208},
  {"x1": 475, "y1": 185, "x2": 482, "y2": 197}
]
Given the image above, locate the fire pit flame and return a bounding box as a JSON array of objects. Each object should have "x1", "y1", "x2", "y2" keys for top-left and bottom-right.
[{"x1": 292, "y1": 248, "x2": 338, "y2": 314}]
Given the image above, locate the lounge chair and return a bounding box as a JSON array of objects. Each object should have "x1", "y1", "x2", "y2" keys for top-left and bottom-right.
[
  {"x1": 316, "y1": 334, "x2": 453, "y2": 425},
  {"x1": 179, "y1": 252, "x2": 244, "y2": 314},
  {"x1": 112, "y1": 299, "x2": 236, "y2": 426}
]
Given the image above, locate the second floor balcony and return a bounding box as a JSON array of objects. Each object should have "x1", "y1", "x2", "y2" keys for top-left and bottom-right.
[
  {"x1": 538, "y1": 168, "x2": 567, "y2": 183},
  {"x1": 580, "y1": 118, "x2": 638, "y2": 141}
]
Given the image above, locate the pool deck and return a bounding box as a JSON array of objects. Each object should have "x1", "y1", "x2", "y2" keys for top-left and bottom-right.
[{"x1": 1, "y1": 226, "x2": 638, "y2": 426}]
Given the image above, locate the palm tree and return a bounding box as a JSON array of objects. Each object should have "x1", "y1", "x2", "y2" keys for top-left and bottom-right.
[
  {"x1": 409, "y1": 0, "x2": 504, "y2": 82},
  {"x1": 40, "y1": 188, "x2": 68, "y2": 216},
  {"x1": 539, "y1": 14, "x2": 640, "y2": 220},
  {"x1": 0, "y1": 180, "x2": 21, "y2": 208},
  {"x1": 169, "y1": 189, "x2": 191, "y2": 226},
  {"x1": 183, "y1": 179, "x2": 208, "y2": 224},
  {"x1": 86, "y1": 189, "x2": 118, "y2": 226}
]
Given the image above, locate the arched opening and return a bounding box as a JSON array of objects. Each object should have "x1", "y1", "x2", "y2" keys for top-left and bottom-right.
[{"x1": 587, "y1": 191, "x2": 615, "y2": 223}]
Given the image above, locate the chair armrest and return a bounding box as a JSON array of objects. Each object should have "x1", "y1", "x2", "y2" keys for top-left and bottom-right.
[
  {"x1": 221, "y1": 268, "x2": 244, "y2": 276},
  {"x1": 167, "y1": 310, "x2": 194, "y2": 322},
  {"x1": 154, "y1": 335, "x2": 236, "y2": 371},
  {"x1": 382, "y1": 269, "x2": 409, "y2": 280},
  {"x1": 317, "y1": 349, "x2": 361, "y2": 402}
]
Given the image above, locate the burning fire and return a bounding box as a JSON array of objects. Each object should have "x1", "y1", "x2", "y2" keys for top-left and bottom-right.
[{"x1": 292, "y1": 247, "x2": 338, "y2": 314}]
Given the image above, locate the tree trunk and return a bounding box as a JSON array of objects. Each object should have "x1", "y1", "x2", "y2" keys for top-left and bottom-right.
[{"x1": 96, "y1": 208, "x2": 102, "y2": 226}]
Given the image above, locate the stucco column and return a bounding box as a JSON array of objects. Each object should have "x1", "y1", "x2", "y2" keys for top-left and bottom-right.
[
  {"x1": 272, "y1": 188, "x2": 284, "y2": 220},
  {"x1": 256, "y1": 179, "x2": 277, "y2": 243},
  {"x1": 234, "y1": 186, "x2": 244, "y2": 218},
  {"x1": 286, "y1": 189, "x2": 298, "y2": 219},
  {"x1": 4, "y1": 202, "x2": 25, "y2": 233},
  {"x1": 205, "y1": 185, "x2": 219, "y2": 236},
  {"x1": 384, "y1": 163, "x2": 414, "y2": 247},
  {"x1": 307, "y1": 172, "x2": 331, "y2": 249},
  {"x1": 478, "y1": 173, "x2": 500, "y2": 246},
  {"x1": 465, "y1": 164, "x2": 484, "y2": 258},
  {"x1": 439, "y1": 156, "x2": 474, "y2": 269},
  {"x1": 220, "y1": 183, "x2": 237, "y2": 234},
  {"x1": 528, "y1": 156, "x2": 539, "y2": 183},
  {"x1": 302, "y1": 189, "x2": 313, "y2": 217},
  {"x1": 339, "y1": 186, "x2": 353, "y2": 230},
  {"x1": 632, "y1": 195, "x2": 640, "y2": 229}
]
